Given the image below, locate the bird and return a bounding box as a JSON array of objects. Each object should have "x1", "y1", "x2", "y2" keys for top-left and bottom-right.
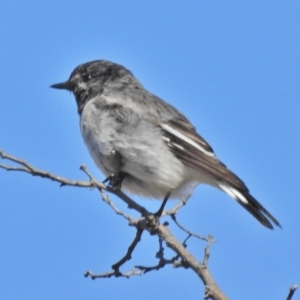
[{"x1": 51, "y1": 60, "x2": 280, "y2": 229}]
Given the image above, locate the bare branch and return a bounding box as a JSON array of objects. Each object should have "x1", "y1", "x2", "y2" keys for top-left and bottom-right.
[
  {"x1": 170, "y1": 214, "x2": 214, "y2": 242},
  {"x1": 79, "y1": 164, "x2": 97, "y2": 186},
  {"x1": 99, "y1": 190, "x2": 135, "y2": 223},
  {"x1": 0, "y1": 150, "x2": 99, "y2": 189},
  {"x1": 108, "y1": 189, "x2": 149, "y2": 216},
  {"x1": 0, "y1": 149, "x2": 148, "y2": 215},
  {"x1": 286, "y1": 284, "x2": 298, "y2": 300},
  {"x1": 112, "y1": 229, "x2": 144, "y2": 273},
  {"x1": 156, "y1": 224, "x2": 228, "y2": 300},
  {"x1": 84, "y1": 268, "x2": 143, "y2": 279},
  {"x1": 162, "y1": 184, "x2": 195, "y2": 216},
  {"x1": 1, "y1": 149, "x2": 228, "y2": 300},
  {"x1": 203, "y1": 235, "x2": 213, "y2": 267},
  {"x1": 136, "y1": 236, "x2": 181, "y2": 273},
  {"x1": 85, "y1": 229, "x2": 144, "y2": 279}
]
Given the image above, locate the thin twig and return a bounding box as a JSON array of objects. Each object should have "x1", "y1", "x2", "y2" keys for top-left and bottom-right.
[
  {"x1": 80, "y1": 166, "x2": 149, "y2": 220},
  {"x1": 84, "y1": 229, "x2": 144, "y2": 279},
  {"x1": 112, "y1": 229, "x2": 144, "y2": 274},
  {"x1": 1, "y1": 149, "x2": 228, "y2": 300},
  {"x1": 157, "y1": 224, "x2": 227, "y2": 300},
  {"x1": 170, "y1": 214, "x2": 214, "y2": 241},
  {"x1": 203, "y1": 235, "x2": 213, "y2": 267},
  {"x1": 0, "y1": 150, "x2": 101, "y2": 188},
  {"x1": 136, "y1": 236, "x2": 181, "y2": 273},
  {"x1": 100, "y1": 190, "x2": 135, "y2": 223},
  {"x1": 163, "y1": 183, "x2": 196, "y2": 216},
  {"x1": 286, "y1": 284, "x2": 298, "y2": 300},
  {"x1": 109, "y1": 189, "x2": 149, "y2": 216},
  {"x1": 84, "y1": 267, "x2": 143, "y2": 279}
]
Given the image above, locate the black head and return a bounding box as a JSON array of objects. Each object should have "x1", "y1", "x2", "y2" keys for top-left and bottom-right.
[{"x1": 51, "y1": 60, "x2": 135, "y2": 114}]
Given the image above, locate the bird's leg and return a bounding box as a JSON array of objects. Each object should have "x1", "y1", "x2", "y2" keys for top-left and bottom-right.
[
  {"x1": 110, "y1": 172, "x2": 126, "y2": 190},
  {"x1": 102, "y1": 148, "x2": 126, "y2": 190},
  {"x1": 145, "y1": 192, "x2": 172, "y2": 234},
  {"x1": 102, "y1": 173, "x2": 126, "y2": 189},
  {"x1": 102, "y1": 176, "x2": 112, "y2": 184},
  {"x1": 154, "y1": 191, "x2": 171, "y2": 217}
]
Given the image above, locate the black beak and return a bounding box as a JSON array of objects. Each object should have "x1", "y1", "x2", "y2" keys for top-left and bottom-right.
[{"x1": 50, "y1": 81, "x2": 72, "y2": 91}]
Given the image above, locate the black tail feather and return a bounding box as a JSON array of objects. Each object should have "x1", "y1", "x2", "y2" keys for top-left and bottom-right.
[{"x1": 237, "y1": 191, "x2": 281, "y2": 229}]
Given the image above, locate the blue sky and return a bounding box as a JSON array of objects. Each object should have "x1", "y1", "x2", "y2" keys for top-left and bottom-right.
[{"x1": 1, "y1": 1, "x2": 299, "y2": 299}]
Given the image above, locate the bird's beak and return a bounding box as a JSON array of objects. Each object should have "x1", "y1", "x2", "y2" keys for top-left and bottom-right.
[{"x1": 50, "y1": 81, "x2": 72, "y2": 91}]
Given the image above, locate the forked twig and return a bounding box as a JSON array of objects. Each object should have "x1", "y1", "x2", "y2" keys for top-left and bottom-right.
[
  {"x1": 170, "y1": 214, "x2": 215, "y2": 242},
  {"x1": 85, "y1": 229, "x2": 144, "y2": 279},
  {"x1": 1, "y1": 149, "x2": 227, "y2": 300}
]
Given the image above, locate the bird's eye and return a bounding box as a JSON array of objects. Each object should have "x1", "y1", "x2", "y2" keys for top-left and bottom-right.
[{"x1": 82, "y1": 73, "x2": 91, "y2": 82}]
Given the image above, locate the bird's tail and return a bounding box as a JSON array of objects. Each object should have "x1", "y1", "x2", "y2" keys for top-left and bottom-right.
[{"x1": 219, "y1": 183, "x2": 281, "y2": 229}]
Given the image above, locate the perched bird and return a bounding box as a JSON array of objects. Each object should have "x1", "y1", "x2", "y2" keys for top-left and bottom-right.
[{"x1": 51, "y1": 60, "x2": 280, "y2": 229}]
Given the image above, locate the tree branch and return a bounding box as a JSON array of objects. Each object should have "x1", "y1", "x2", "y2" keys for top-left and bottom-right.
[
  {"x1": 136, "y1": 236, "x2": 181, "y2": 273},
  {"x1": 1, "y1": 149, "x2": 228, "y2": 300},
  {"x1": 85, "y1": 229, "x2": 144, "y2": 279},
  {"x1": 84, "y1": 267, "x2": 143, "y2": 279},
  {"x1": 170, "y1": 214, "x2": 215, "y2": 242},
  {"x1": 286, "y1": 284, "x2": 298, "y2": 300},
  {"x1": 156, "y1": 224, "x2": 227, "y2": 300},
  {"x1": 111, "y1": 228, "x2": 144, "y2": 274}
]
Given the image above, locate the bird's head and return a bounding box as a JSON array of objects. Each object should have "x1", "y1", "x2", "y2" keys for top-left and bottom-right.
[{"x1": 51, "y1": 60, "x2": 134, "y2": 113}]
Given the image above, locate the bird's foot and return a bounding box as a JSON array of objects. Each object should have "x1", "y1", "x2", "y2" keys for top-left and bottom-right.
[{"x1": 103, "y1": 172, "x2": 126, "y2": 190}]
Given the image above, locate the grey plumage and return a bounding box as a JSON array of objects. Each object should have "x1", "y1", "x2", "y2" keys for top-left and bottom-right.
[{"x1": 51, "y1": 60, "x2": 280, "y2": 229}]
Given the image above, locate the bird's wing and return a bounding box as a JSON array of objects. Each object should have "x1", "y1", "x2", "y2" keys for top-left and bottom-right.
[
  {"x1": 106, "y1": 101, "x2": 247, "y2": 192},
  {"x1": 160, "y1": 119, "x2": 248, "y2": 191},
  {"x1": 159, "y1": 118, "x2": 281, "y2": 229}
]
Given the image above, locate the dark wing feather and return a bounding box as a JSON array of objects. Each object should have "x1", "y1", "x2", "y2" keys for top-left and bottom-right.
[
  {"x1": 161, "y1": 119, "x2": 248, "y2": 191},
  {"x1": 160, "y1": 118, "x2": 281, "y2": 229}
]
